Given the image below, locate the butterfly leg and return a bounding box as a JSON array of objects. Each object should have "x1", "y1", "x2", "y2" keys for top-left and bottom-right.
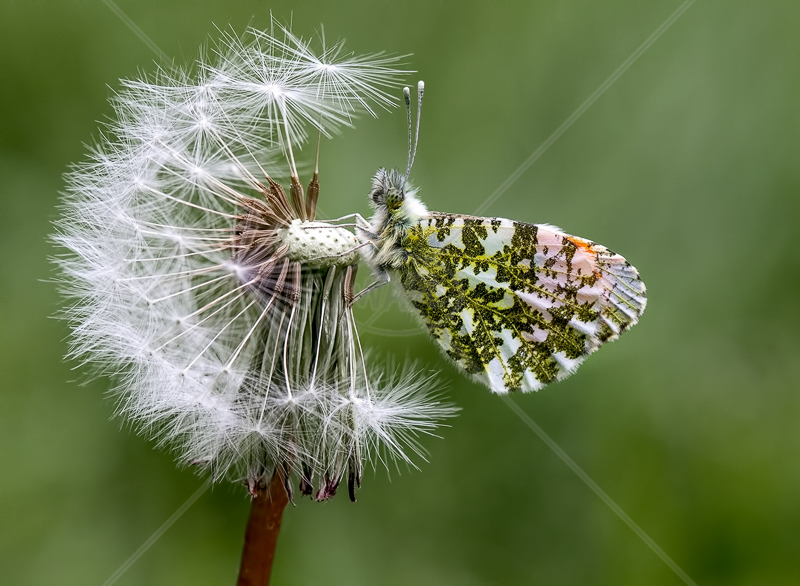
[
  {"x1": 353, "y1": 213, "x2": 371, "y2": 229},
  {"x1": 302, "y1": 214, "x2": 376, "y2": 264},
  {"x1": 301, "y1": 213, "x2": 369, "y2": 229},
  {"x1": 348, "y1": 268, "x2": 390, "y2": 307},
  {"x1": 305, "y1": 240, "x2": 373, "y2": 264},
  {"x1": 315, "y1": 212, "x2": 371, "y2": 228}
]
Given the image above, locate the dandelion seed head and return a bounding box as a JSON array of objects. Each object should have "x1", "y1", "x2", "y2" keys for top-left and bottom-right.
[{"x1": 54, "y1": 20, "x2": 455, "y2": 500}]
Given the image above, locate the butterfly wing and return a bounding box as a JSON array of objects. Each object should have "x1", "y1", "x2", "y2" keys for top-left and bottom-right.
[{"x1": 396, "y1": 213, "x2": 646, "y2": 393}]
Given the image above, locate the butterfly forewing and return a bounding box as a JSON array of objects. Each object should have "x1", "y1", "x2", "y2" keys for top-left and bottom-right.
[{"x1": 397, "y1": 213, "x2": 646, "y2": 393}]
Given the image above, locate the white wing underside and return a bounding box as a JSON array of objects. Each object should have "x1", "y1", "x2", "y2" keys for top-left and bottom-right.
[{"x1": 398, "y1": 214, "x2": 646, "y2": 393}]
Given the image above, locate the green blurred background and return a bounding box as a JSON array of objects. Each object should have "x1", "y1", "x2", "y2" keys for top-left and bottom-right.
[{"x1": 2, "y1": 1, "x2": 799, "y2": 584}]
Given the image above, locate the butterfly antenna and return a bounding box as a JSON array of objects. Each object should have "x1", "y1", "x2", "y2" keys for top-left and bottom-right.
[{"x1": 406, "y1": 80, "x2": 425, "y2": 178}]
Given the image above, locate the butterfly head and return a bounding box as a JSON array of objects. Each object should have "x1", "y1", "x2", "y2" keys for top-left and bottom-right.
[
  {"x1": 370, "y1": 168, "x2": 410, "y2": 210},
  {"x1": 369, "y1": 167, "x2": 427, "y2": 227}
]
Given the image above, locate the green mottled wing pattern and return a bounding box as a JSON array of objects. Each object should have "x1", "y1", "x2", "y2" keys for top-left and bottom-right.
[{"x1": 397, "y1": 213, "x2": 646, "y2": 393}]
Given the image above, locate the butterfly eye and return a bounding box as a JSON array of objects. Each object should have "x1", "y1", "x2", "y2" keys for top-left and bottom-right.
[{"x1": 385, "y1": 187, "x2": 404, "y2": 210}]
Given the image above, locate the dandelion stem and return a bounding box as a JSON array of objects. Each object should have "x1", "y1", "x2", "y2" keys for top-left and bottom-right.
[{"x1": 236, "y1": 468, "x2": 290, "y2": 586}]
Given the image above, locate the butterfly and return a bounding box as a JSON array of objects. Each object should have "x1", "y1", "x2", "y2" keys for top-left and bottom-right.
[{"x1": 357, "y1": 83, "x2": 646, "y2": 394}]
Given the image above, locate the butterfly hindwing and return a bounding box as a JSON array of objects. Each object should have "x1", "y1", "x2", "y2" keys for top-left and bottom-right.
[{"x1": 396, "y1": 213, "x2": 646, "y2": 393}]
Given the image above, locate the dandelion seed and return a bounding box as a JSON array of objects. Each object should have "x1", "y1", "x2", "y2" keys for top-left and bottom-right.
[{"x1": 53, "y1": 21, "x2": 455, "y2": 502}]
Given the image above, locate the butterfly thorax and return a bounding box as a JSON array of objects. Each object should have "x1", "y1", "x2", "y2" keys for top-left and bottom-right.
[{"x1": 363, "y1": 168, "x2": 428, "y2": 269}]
